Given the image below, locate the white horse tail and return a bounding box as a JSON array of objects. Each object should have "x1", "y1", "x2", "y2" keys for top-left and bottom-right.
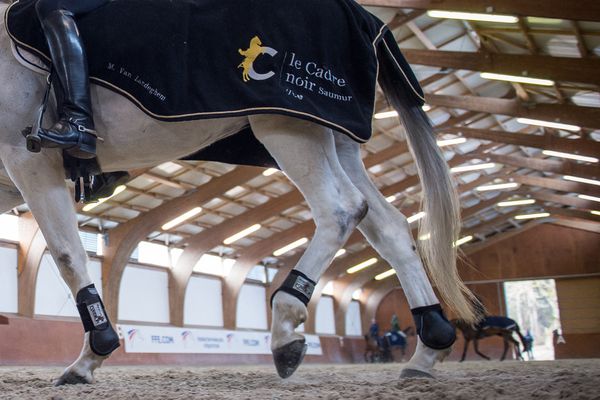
[{"x1": 377, "y1": 37, "x2": 476, "y2": 323}]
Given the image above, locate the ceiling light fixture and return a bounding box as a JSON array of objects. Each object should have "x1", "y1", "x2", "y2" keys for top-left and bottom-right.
[
  {"x1": 374, "y1": 110, "x2": 398, "y2": 120},
  {"x1": 223, "y1": 224, "x2": 262, "y2": 245},
  {"x1": 273, "y1": 237, "x2": 309, "y2": 257},
  {"x1": 516, "y1": 118, "x2": 581, "y2": 132},
  {"x1": 375, "y1": 269, "x2": 396, "y2": 281},
  {"x1": 563, "y1": 176, "x2": 600, "y2": 186},
  {"x1": 497, "y1": 199, "x2": 536, "y2": 207},
  {"x1": 346, "y1": 257, "x2": 378, "y2": 274},
  {"x1": 451, "y1": 163, "x2": 496, "y2": 173},
  {"x1": 262, "y1": 168, "x2": 279, "y2": 177},
  {"x1": 162, "y1": 207, "x2": 203, "y2": 230},
  {"x1": 82, "y1": 185, "x2": 127, "y2": 212},
  {"x1": 542, "y1": 150, "x2": 598, "y2": 163},
  {"x1": 480, "y1": 72, "x2": 554, "y2": 86},
  {"x1": 514, "y1": 212, "x2": 551, "y2": 220},
  {"x1": 374, "y1": 105, "x2": 431, "y2": 120},
  {"x1": 407, "y1": 211, "x2": 426, "y2": 224},
  {"x1": 437, "y1": 137, "x2": 467, "y2": 147},
  {"x1": 427, "y1": 10, "x2": 518, "y2": 23},
  {"x1": 334, "y1": 248, "x2": 347, "y2": 258},
  {"x1": 454, "y1": 235, "x2": 474, "y2": 247},
  {"x1": 578, "y1": 194, "x2": 600, "y2": 203},
  {"x1": 476, "y1": 182, "x2": 519, "y2": 191}
]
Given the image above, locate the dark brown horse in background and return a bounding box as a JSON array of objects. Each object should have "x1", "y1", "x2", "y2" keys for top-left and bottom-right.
[{"x1": 453, "y1": 316, "x2": 526, "y2": 362}]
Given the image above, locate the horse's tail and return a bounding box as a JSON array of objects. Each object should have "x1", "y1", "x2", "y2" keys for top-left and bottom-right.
[{"x1": 376, "y1": 32, "x2": 476, "y2": 324}]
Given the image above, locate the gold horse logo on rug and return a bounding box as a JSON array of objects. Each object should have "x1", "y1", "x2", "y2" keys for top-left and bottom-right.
[{"x1": 238, "y1": 36, "x2": 278, "y2": 82}]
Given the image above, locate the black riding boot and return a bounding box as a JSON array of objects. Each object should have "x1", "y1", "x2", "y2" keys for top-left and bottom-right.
[{"x1": 36, "y1": 9, "x2": 97, "y2": 159}]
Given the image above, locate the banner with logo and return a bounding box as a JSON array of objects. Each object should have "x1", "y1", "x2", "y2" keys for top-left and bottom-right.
[{"x1": 118, "y1": 324, "x2": 322, "y2": 356}]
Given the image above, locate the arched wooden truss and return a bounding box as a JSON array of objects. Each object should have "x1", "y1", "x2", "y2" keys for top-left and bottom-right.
[{"x1": 9, "y1": 0, "x2": 600, "y2": 334}]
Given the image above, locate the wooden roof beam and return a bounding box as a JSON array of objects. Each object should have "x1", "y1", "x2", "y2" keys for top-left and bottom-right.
[
  {"x1": 426, "y1": 94, "x2": 600, "y2": 131},
  {"x1": 357, "y1": 0, "x2": 600, "y2": 22},
  {"x1": 514, "y1": 175, "x2": 600, "y2": 198},
  {"x1": 487, "y1": 153, "x2": 600, "y2": 180},
  {"x1": 440, "y1": 126, "x2": 600, "y2": 159},
  {"x1": 403, "y1": 50, "x2": 600, "y2": 86}
]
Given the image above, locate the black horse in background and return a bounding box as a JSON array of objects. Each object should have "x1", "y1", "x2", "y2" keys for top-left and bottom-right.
[
  {"x1": 364, "y1": 327, "x2": 415, "y2": 363},
  {"x1": 452, "y1": 316, "x2": 526, "y2": 362}
]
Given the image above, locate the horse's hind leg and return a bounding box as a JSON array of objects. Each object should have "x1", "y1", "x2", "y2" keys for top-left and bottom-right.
[
  {"x1": 249, "y1": 115, "x2": 367, "y2": 378},
  {"x1": 460, "y1": 339, "x2": 470, "y2": 362},
  {"x1": 508, "y1": 334, "x2": 523, "y2": 360},
  {"x1": 473, "y1": 339, "x2": 490, "y2": 360},
  {"x1": 333, "y1": 133, "x2": 453, "y2": 378},
  {"x1": 500, "y1": 337, "x2": 509, "y2": 361},
  {"x1": 0, "y1": 146, "x2": 116, "y2": 385}
]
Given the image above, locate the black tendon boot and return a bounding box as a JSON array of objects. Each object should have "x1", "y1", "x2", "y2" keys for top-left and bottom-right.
[
  {"x1": 76, "y1": 284, "x2": 120, "y2": 356},
  {"x1": 35, "y1": 10, "x2": 97, "y2": 159}
]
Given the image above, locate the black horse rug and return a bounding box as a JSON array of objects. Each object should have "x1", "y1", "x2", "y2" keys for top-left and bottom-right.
[{"x1": 5, "y1": 0, "x2": 424, "y2": 166}]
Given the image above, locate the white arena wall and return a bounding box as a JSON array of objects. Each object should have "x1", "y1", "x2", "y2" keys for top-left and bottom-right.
[{"x1": 0, "y1": 219, "x2": 369, "y2": 366}]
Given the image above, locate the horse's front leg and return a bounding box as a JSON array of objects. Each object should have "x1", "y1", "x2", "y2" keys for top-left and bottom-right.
[
  {"x1": 0, "y1": 146, "x2": 119, "y2": 385},
  {"x1": 250, "y1": 116, "x2": 367, "y2": 378}
]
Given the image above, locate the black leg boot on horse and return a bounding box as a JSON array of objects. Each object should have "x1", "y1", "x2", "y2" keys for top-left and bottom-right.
[{"x1": 27, "y1": 8, "x2": 97, "y2": 159}]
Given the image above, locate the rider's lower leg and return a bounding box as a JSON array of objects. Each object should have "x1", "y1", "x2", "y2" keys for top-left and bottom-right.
[{"x1": 33, "y1": 8, "x2": 97, "y2": 159}]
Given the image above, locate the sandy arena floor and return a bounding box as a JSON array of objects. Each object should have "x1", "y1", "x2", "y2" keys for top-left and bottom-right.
[{"x1": 1, "y1": 360, "x2": 599, "y2": 400}]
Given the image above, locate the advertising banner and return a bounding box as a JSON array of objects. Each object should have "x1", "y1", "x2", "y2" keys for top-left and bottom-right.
[{"x1": 118, "y1": 324, "x2": 323, "y2": 356}]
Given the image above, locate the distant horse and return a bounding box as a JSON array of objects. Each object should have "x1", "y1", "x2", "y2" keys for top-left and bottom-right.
[
  {"x1": 383, "y1": 326, "x2": 414, "y2": 361},
  {"x1": 364, "y1": 334, "x2": 392, "y2": 363},
  {"x1": 453, "y1": 316, "x2": 525, "y2": 362},
  {"x1": 364, "y1": 326, "x2": 414, "y2": 363}
]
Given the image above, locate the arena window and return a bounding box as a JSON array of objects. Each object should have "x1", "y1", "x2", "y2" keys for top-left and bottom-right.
[
  {"x1": 193, "y1": 253, "x2": 235, "y2": 277},
  {"x1": 0, "y1": 213, "x2": 19, "y2": 242}
]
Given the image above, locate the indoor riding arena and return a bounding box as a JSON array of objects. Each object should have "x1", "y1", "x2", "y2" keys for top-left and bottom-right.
[{"x1": 1, "y1": 0, "x2": 599, "y2": 399}]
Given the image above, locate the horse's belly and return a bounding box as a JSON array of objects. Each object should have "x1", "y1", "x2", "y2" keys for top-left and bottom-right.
[{"x1": 93, "y1": 86, "x2": 250, "y2": 171}]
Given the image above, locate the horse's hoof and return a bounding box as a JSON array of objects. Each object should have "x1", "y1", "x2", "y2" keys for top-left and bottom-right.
[
  {"x1": 400, "y1": 369, "x2": 434, "y2": 379},
  {"x1": 53, "y1": 371, "x2": 92, "y2": 386},
  {"x1": 272, "y1": 339, "x2": 307, "y2": 379}
]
